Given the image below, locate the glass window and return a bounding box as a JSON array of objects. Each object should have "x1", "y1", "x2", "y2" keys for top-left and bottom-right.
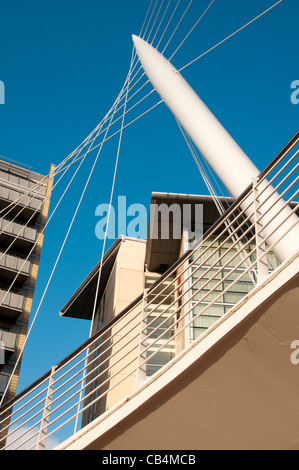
[
  {"x1": 146, "y1": 344, "x2": 175, "y2": 377},
  {"x1": 188, "y1": 235, "x2": 257, "y2": 341},
  {"x1": 146, "y1": 315, "x2": 174, "y2": 340}
]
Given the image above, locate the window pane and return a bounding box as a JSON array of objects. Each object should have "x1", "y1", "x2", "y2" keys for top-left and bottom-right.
[
  {"x1": 146, "y1": 316, "x2": 174, "y2": 340},
  {"x1": 146, "y1": 345, "x2": 175, "y2": 376},
  {"x1": 191, "y1": 303, "x2": 225, "y2": 317},
  {"x1": 192, "y1": 289, "x2": 224, "y2": 303}
]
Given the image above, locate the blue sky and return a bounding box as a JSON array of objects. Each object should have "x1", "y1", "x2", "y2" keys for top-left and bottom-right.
[{"x1": 0, "y1": 0, "x2": 298, "y2": 393}]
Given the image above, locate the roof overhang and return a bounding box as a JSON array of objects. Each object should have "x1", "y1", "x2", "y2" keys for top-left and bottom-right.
[
  {"x1": 145, "y1": 192, "x2": 234, "y2": 273},
  {"x1": 60, "y1": 238, "x2": 123, "y2": 320}
]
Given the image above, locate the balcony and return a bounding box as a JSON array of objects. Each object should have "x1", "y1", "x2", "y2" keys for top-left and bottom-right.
[
  {"x1": 0, "y1": 330, "x2": 17, "y2": 362},
  {"x1": 0, "y1": 289, "x2": 25, "y2": 320},
  {"x1": 0, "y1": 185, "x2": 44, "y2": 223},
  {"x1": 0, "y1": 252, "x2": 31, "y2": 287},
  {"x1": 0, "y1": 218, "x2": 38, "y2": 254}
]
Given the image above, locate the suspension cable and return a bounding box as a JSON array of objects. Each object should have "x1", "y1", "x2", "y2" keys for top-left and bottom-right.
[{"x1": 179, "y1": 0, "x2": 285, "y2": 72}]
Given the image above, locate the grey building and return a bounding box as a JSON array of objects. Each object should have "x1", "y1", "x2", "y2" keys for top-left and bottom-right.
[{"x1": 0, "y1": 156, "x2": 55, "y2": 408}]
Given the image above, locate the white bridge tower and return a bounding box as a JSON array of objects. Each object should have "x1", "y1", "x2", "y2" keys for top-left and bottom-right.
[{"x1": 133, "y1": 35, "x2": 299, "y2": 263}]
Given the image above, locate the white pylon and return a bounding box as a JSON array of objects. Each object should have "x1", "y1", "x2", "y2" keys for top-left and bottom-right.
[{"x1": 132, "y1": 34, "x2": 299, "y2": 263}]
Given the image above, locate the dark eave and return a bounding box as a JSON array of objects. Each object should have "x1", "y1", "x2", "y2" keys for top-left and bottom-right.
[
  {"x1": 59, "y1": 237, "x2": 123, "y2": 320},
  {"x1": 145, "y1": 192, "x2": 234, "y2": 273}
]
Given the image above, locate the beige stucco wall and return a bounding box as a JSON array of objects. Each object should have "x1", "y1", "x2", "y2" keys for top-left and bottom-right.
[
  {"x1": 106, "y1": 240, "x2": 146, "y2": 409},
  {"x1": 83, "y1": 239, "x2": 146, "y2": 426},
  {"x1": 85, "y1": 272, "x2": 299, "y2": 450}
]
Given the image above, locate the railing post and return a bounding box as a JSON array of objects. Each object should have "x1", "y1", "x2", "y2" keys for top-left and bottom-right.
[
  {"x1": 252, "y1": 177, "x2": 269, "y2": 282},
  {"x1": 36, "y1": 365, "x2": 56, "y2": 450},
  {"x1": 135, "y1": 289, "x2": 149, "y2": 388}
]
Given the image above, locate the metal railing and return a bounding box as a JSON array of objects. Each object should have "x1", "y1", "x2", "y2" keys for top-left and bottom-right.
[{"x1": 0, "y1": 131, "x2": 298, "y2": 450}]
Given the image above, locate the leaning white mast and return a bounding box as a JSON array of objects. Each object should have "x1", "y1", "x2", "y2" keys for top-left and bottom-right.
[{"x1": 132, "y1": 35, "x2": 299, "y2": 263}]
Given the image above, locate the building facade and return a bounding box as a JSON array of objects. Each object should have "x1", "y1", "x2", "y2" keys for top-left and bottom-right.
[{"x1": 0, "y1": 157, "x2": 55, "y2": 408}]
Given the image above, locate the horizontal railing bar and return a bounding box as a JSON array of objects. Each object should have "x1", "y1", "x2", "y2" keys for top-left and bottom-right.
[
  {"x1": 258, "y1": 131, "x2": 299, "y2": 181},
  {"x1": 255, "y1": 161, "x2": 298, "y2": 210},
  {"x1": 257, "y1": 150, "x2": 298, "y2": 191}
]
